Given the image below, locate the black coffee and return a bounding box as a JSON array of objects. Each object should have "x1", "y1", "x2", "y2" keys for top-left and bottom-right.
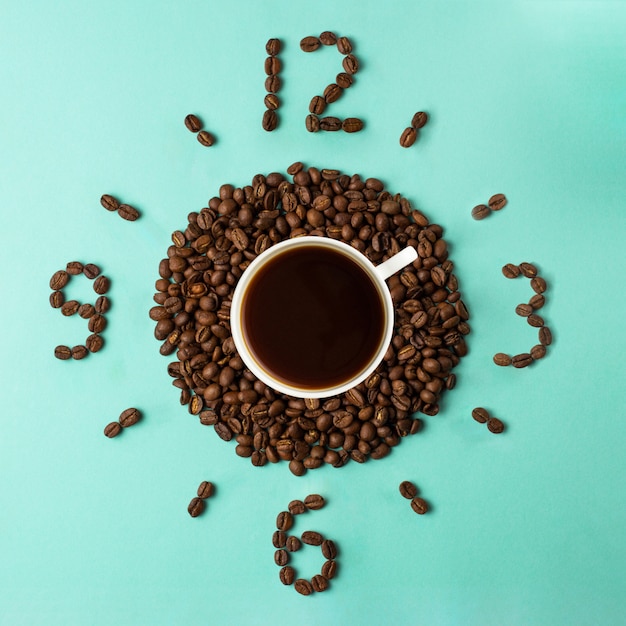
[{"x1": 241, "y1": 245, "x2": 385, "y2": 390}]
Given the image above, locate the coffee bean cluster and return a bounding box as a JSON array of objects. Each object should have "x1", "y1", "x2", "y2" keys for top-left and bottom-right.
[
  {"x1": 263, "y1": 39, "x2": 282, "y2": 131},
  {"x1": 50, "y1": 262, "x2": 110, "y2": 360},
  {"x1": 184, "y1": 114, "x2": 215, "y2": 147},
  {"x1": 302, "y1": 33, "x2": 363, "y2": 134},
  {"x1": 187, "y1": 480, "x2": 215, "y2": 517},
  {"x1": 104, "y1": 407, "x2": 142, "y2": 438},
  {"x1": 471, "y1": 407, "x2": 505, "y2": 434},
  {"x1": 471, "y1": 193, "x2": 507, "y2": 220},
  {"x1": 273, "y1": 495, "x2": 336, "y2": 594},
  {"x1": 398, "y1": 480, "x2": 429, "y2": 514},
  {"x1": 100, "y1": 194, "x2": 141, "y2": 221},
  {"x1": 150, "y1": 163, "x2": 470, "y2": 475},
  {"x1": 494, "y1": 262, "x2": 552, "y2": 368},
  {"x1": 399, "y1": 111, "x2": 429, "y2": 148}
]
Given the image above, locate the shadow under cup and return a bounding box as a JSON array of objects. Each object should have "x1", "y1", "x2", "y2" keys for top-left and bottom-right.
[{"x1": 231, "y1": 238, "x2": 394, "y2": 398}]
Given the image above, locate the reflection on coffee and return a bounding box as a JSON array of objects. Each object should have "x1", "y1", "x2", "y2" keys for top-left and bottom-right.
[{"x1": 241, "y1": 245, "x2": 385, "y2": 389}]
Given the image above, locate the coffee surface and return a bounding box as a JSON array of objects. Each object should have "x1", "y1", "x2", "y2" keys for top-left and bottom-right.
[{"x1": 242, "y1": 245, "x2": 385, "y2": 389}]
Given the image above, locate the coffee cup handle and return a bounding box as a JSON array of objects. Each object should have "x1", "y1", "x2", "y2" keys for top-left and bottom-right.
[{"x1": 374, "y1": 246, "x2": 418, "y2": 281}]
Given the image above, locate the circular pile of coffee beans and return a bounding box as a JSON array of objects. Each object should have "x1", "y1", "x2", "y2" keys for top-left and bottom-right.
[
  {"x1": 273, "y1": 495, "x2": 336, "y2": 594},
  {"x1": 50, "y1": 262, "x2": 111, "y2": 360},
  {"x1": 494, "y1": 262, "x2": 552, "y2": 367},
  {"x1": 150, "y1": 163, "x2": 470, "y2": 474}
]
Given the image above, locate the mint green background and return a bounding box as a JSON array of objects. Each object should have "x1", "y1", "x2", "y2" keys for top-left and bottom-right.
[{"x1": 1, "y1": 1, "x2": 625, "y2": 625}]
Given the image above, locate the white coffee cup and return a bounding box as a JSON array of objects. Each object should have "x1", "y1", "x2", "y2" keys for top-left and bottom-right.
[{"x1": 231, "y1": 237, "x2": 417, "y2": 399}]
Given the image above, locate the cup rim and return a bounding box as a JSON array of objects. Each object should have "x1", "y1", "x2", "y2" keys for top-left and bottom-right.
[{"x1": 230, "y1": 236, "x2": 395, "y2": 399}]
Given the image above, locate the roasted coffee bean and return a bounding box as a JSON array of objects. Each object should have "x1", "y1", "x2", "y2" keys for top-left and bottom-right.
[
  {"x1": 197, "y1": 481, "x2": 214, "y2": 499},
  {"x1": 61, "y1": 300, "x2": 80, "y2": 316},
  {"x1": 321, "y1": 560, "x2": 337, "y2": 579},
  {"x1": 118, "y1": 204, "x2": 140, "y2": 221},
  {"x1": 265, "y1": 38, "x2": 281, "y2": 56},
  {"x1": 119, "y1": 407, "x2": 141, "y2": 427},
  {"x1": 530, "y1": 344, "x2": 547, "y2": 360},
  {"x1": 279, "y1": 566, "x2": 295, "y2": 585},
  {"x1": 309, "y1": 95, "x2": 326, "y2": 115},
  {"x1": 321, "y1": 539, "x2": 337, "y2": 559},
  {"x1": 286, "y1": 536, "x2": 301, "y2": 552},
  {"x1": 502, "y1": 263, "x2": 520, "y2": 278},
  {"x1": 300, "y1": 36, "x2": 321, "y2": 52},
  {"x1": 93, "y1": 275, "x2": 110, "y2": 294},
  {"x1": 410, "y1": 497, "x2": 429, "y2": 515},
  {"x1": 264, "y1": 93, "x2": 280, "y2": 110},
  {"x1": 323, "y1": 83, "x2": 342, "y2": 104},
  {"x1": 49, "y1": 291, "x2": 64, "y2": 308},
  {"x1": 265, "y1": 74, "x2": 281, "y2": 93},
  {"x1": 472, "y1": 407, "x2": 490, "y2": 423},
  {"x1": 342, "y1": 54, "x2": 359, "y2": 74},
  {"x1": 342, "y1": 117, "x2": 364, "y2": 133},
  {"x1": 88, "y1": 314, "x2": 107, "y2": 333},
  {"x1": 95, "y1": 295, "x2": 110, "y2": 314},
  {"x1": 319, "y1": 31, "x2": 337, "y2": 45},
  {"x1": 78, "y1": 303, "x2": 95, "y2": 319},
  {"x1": 519, "y1": 262, "x2": 538, "y2": 278},
  {"x1": 272, "y1": 530, "x2": 287, "y2": 548},
  {"x1": 515, "y1": 303, "x2": 533, "y2": 317},
  {"x1": 294, "y1": 579, "x2": 314, "y2": 596},
  {"x1": 336, "y1": 72, "x2": 354, "y2": 89},
  {"x1": 262, "y1": 109, "x2": 278, "y2": 131},
  {"x1": 539, "y1": 326, "x2": 553, "y2": 346},
  {"x1": 304, "y1": 494, "x2": 325, "y2": 510},
  {"x1": 86, "y1": 334, "x2": 104, "y2": 353},
  {"x1": 319, "y1": 116, "x2": 341, "y2": 131},
  {"x1": 288, "y1": 499, "x2": 307, "y2": 515},
  {"x1": 487, "y1": 417, "x2": 505, "y2": 434},
  {"x1": 529, "y1": 294, "x2": 545, "y2": 310},
  {"x1": 527, "y1": 314, "x2": 544, "y2": 328},
  {"x1": 511, "y1": 353, "x2": 533, "y2": 368},
  {"x1": 264, "y1": 56, "x2": 281, "y2": 75},
  {"x1": 493, "y1": 352, "x2": 511, "y2": 367},
  {"x1": 399, "y1": 126, "x2": 417, "y2": 148},
  {"x1": 276, "y1": 511, "x2": 294, "y2": 531},
  {"x1": 399, "y1": 480, "x2": 418, "y2": 499},
  {"x1": 100, "y1": 194, "x2": 120, "y2": 212},
  {"x1": 336, "y1": 36, "x2": 352, "y2": 54},
  {"x1": 305, "y1": 114, "x2": 320, "y2": 132},
  {"x1": 411, "y1": 111, "x2": 428, "y2": 129},
  {"x1": 54, "y1": 345, "x2": 71, "y2": 360},
  {"x1": 488, "y1": 193, "x2": 507, "y2": 211},
  {"x1": 184, "y1": 114, "x2": 203, "y2": 133},
  {"x1": 197, "y1": 130, "x2": 215, "y2": 146},
  {"x1": 311, "y1": 574, "x2": 329, "y2": 592},
  {"x1": 50, "y1": 270, "x2": 69, "y2": 290},
  {"x1": 301, "y1": 531, "x2": 323, "y2": 546},
  {"x1": 274, "y1": 549, "x2": 289, "y2": 566},
  {"x1": 104, "y1": 421, "x2": 122, "y2": 438},
  {"x1": 66, "y1": 261, "x2": 84, "y2": 275},
  {"x1": 188, "y1": 497, "x2": 205, "y2": 517},
  {"x1": 71, "y1": 345, "x2": 88, "y2": 360},
  {"x1": 471, "y1": 204, "x2": 490, "y2": 220},
  {"x1": 530, "y1": 276, "x2": 547, "y2": 294}
]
